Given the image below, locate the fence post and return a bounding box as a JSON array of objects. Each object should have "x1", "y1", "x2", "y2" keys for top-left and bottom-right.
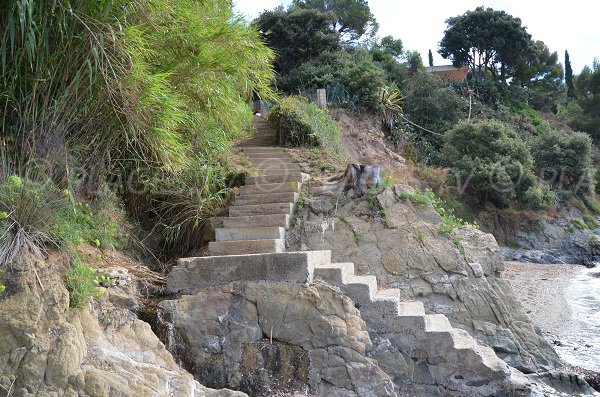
[{"x1": 316, "y1": 88, "x2": 327, "y2": 108}]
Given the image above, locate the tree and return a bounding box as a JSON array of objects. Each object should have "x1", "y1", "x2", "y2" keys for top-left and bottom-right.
[
  {"x1": 531, "y1": 129, "x2": 593, "y2": 196},
  {"x1": 371, "y1": 36, "x2": 403, "y2": 62},
  {"x1": 255, "y1": 7, "x2": 340, "y2": 76},
  {"x1": 438, "y1": 7, "x2": 532, "y2": 82},
  {"x1": 565, "y1": 50, "x2": 576, "y2": 99},
  {"x1": 568, "y1": 60, "x2": 600, "y2": 139},
  {"x1": 428, "y1": 49, "x2": 434, "y2": 67},
  {"x1": 442, "y1": 120, "x2": 536, "y2": 207},
  {"x1": 293, "y1": 0, "x2": 378, "y2": 42},
  {"x1": 513, "y1": 41, "x2": 564, "y2": 111}
]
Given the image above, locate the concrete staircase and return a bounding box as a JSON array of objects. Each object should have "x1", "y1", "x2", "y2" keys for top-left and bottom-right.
[
  {"x1": 207, "y1": 117, "x2": 308, "y2": 256},
  {"x1": 313, "y1": 262, "x2": 513, "y2": 393},
  {"x1": 167, "y1": 116, "x2": 518, "y2": 395}
]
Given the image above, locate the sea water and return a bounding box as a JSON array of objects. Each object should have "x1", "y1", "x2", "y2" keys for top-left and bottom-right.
[{"x1": 558, "y1": 266, "x2": 600, "y2": 371}]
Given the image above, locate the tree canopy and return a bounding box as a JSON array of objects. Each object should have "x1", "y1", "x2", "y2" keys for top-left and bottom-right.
[
  {"x1": 439, "y1": 7, "x2": 531, "y2": 82},
  {"x1": 292, "y1": 0, "x2": 378, "y2": 42}
]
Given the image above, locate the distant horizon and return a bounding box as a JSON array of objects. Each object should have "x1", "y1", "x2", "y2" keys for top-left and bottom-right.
[{"x1": 234, "y1": 0, "x2": 599, "y2": 74}]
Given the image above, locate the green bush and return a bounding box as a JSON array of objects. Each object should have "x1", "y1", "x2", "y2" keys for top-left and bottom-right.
[
  {"x1": 280, "y1": 49, "x2": 386, "y2": 110},
  {"x1": 0, "y1": 176, "x2": 67, "y2": 265},
  {"x1": 523, "y1": 185, "x2": 555, "y2": 210},
  {"x1": 65, "y1": 259, "x2": 105, "y2": 308},
  {"x1": 531, "y1": 129, "x2": 594, "y2": 196},
  {"x1": 505, "y1": 101, "x2": 544, "y2": 127},
  {"x1": 403, "y1": 73, "x2": 467, "y2": 163},
  {"x1": 443, "y1": 120, "x2": 536, "y2": 207},
  {"x1": 270, "y1": 96, "x2": 344, "y2": 157}
]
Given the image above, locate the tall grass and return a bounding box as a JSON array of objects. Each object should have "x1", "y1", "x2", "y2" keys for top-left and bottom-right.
[{"x1": 1, "y1": 0, "x2": 275, "y2": 260}]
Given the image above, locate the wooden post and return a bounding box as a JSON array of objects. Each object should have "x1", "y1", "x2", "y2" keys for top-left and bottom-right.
[{"x1": 316, "y1": 89, "x2": 327, "y2": 108}]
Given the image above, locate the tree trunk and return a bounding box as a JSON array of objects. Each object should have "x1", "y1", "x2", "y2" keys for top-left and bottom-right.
[{"x1": 343, "y1": 164, "x2": 382, "y2": 196}]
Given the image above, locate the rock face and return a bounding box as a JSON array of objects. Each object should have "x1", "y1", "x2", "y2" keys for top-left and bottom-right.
[
  {"x1": 0, "y1": 253, "x2": 244, "y2": 397},
  {"x1": 157, "y1": 282, "x2": 397, "y2": 397},
  {"x1": 499, "y1": 209, "x2": 600, "y2": 266},
  {"x1": 287, "y1": 185, "x2": 561, "y2": 374}
]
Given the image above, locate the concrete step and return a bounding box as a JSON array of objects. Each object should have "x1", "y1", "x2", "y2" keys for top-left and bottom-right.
[
  {"x1": 399, "y1": 301, "x2": 425, "y2": 316},
  {"x1": 314, "y1": 262, "x2": 355, "y2": 284},
  {"x1": 234, "y1": 192, "x2": 298, "y2": 206},
  {"x1": 245, "y1": 152, "x2": 293, "y2": 159},
  {"x1": 256, "y1": 168, "x2": 303, "y2": 176},
  {"x1": 229, "y1": 202, "x2": 294, "y2": 217},
  {"x1": 208, "y1": 239, "x2": 284, "y2": 256},
  {"x1": 345, "y1": 275, "x2": 378, "y2": 305},
  {"x1": 246, "y1": 172, "x2": 309, "y2": 185},
  {"x1": 451, "y1": 329, "x2": 478, "y2": 350},
  {"x1": 223, "y1": 214, "x2": 290, "y2": 229},
  {"x1": 168, "y1": 250, "x2": 331, "y2": 294},
  {"x1": 254, "y1": 164, "x2": 302, "y2": 173},
  {"x1": 215, "y1": 226, "x2": 285, "y2": 241},
  {"x1": 425, "y1": 314, "x2": 453, "y2": 333},
  {"x1": 240, "y1": 181, "x2": 301, "y2": 195},
  {"x1": 242, "y1": 147, "x2": 286, "y2": 153}
]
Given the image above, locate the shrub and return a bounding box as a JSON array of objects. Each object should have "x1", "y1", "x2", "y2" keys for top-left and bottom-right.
[
  {"x1": 443, "y1": 120, "x2": 536, "y2": 207},
  {"x1": 65, "y1": 259, "x2": 105, "y2": 308},
  {"x1": 523, "y1": 185, "x2": 555, "y2": 210},
  {"x1": 505, "y1": 101, "x2": 544, "y2": 127},
  {"x1": 403, "y1": 73, "x2": 467, "y2": 163},
  {"x1": 0, "y1": 176, "x2": 67, "y2": 266},
  {"x1": 270, "y1": 96, "x2": 344, "y2": 157},
  {"x1": 531, "y1": 129, "x2": 594, "y2": 196},
  {"x1": 280, "y1": 49, "x2": 386, "y2": 110}
]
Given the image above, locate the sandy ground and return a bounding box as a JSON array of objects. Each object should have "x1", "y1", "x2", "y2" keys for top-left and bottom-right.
[{"x1": 502, "y1": 261, "x2": 579, "y2": 338}]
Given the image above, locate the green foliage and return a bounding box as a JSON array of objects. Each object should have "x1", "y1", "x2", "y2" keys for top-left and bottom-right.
[
  {"x1": 572, "y1": 218, "x2": 588, "y2": 230},
  {"x1": 371, "y1": 36, "x2": 403, "y2": 62},
  {"x1": 439, "y1": 7, "x2": 532, "y2": 82},
  {"x1": 417, "y1": 231, "x2": 425, "y2": 242},
  {"x1": 0, "y1": 176, "x2": 66, "y2": 265},
  {"x1": 270, "y1": 96, "x2": 344, "y2": 157},
  {"x1": 403, "y1": 73, "x2": 466, "y2": 163},
  {"x1": 523, "y1": 185, "x2": 555, "y2": 210},
  {"x1": 0, "y1": 284, "x2": 5, "y2": 294},
  {"x1": 282, "y1": 49, "x2": 387, "y2": 110},
  {"x1": 568, "y1": 61, "x2": 600, "y2": 140},
  {"x1": 583, "y1": 214, "x2": 599, "y2": 229},
  {"x1": 565, "y1": 50, "x2": 576, "y2": 99},
  {"x1": 505, "y1": 101, "x2": 544, "y2": 127},
  {"x1": 443, "y1": 120, "x2": 536, "y2": 207},
  {"x1": 428, "y1": 49, "x2": 434, "y2": 67},
  {"x1": 256, "y1": 7, "x2": 339, "y2": 77},
  {"x1": 531, "y1": 129, "x2": 594, "y2": 196},
  {"x1": 365, "y1": 186, "x2": 380, "y2": 211},
  {"x1": 65, "y1": 259, "x2": 106, "y2": 308},
  {"x1": 52, "y1": 192, "x2": 127, "y2": 251},
  {"x1": 293, "y1": 0, "x2": 378, "y2": 42},
  {"x1": 379, "y1": 86, "x2": 405, "y2": 131}
]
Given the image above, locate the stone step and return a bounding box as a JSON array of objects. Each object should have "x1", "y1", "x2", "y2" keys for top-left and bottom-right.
[
  {"x1": 240, "y1": 181, "x2": 301, "y2": 195},
  {"x1": 168, "y1": 250, "x2": 331, "y2": 294},
  {"x1": 208, "y1": 239, "x2": 284, "y2": 255},
  {"x1": 246, "y1": 172, "x2": 309, "y2": 185},
  {"x1": 234, "y1": 192, "x2": 298, "y2": 206},
  {"x1": 222, "y1": 214, "x2": 290, "y2": 229},
  {"x1": 314, "y1": 262, "x2": 355, "y2": 284},
  {"x1": 229, "y1": 202, "x2": 294, "y2": 217},
  {"x1": 215, "y1": 226, "x2": 285, "y2": 241},
  {"x1": 366, "y1": 289, "x2": 401, "y2": 319}
]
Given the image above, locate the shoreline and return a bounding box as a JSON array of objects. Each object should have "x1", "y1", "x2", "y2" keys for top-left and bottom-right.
[{"x1": 502, "y1": 261, "x2": 600, "y2": 391}]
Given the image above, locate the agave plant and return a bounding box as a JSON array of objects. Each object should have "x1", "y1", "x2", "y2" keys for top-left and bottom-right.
[{"x1": 379, "y1": 86, "x2": 405, "y2": 132}]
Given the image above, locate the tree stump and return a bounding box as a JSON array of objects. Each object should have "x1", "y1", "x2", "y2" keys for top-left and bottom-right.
[{"x1": 343, "y1": 164, "x2": 381, "y2": 196}]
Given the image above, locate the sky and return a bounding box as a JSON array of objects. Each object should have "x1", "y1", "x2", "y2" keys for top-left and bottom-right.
[{"x1": 233, "y1": 0, "x2": 599, "y2": 73}]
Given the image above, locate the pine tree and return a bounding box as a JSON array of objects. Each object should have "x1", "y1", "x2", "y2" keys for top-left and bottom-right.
[
  {"x1": 565, "y1": 50, "x2": 576, "y2": 99},
  {"x1": 428, "y1": 49, "x2": 434, "y2": 67}
]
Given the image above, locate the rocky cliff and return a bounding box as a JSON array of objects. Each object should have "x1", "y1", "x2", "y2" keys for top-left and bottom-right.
[
  {"x1": 287, "y1": 183, "x2": 561, "y2": 374},
  {"x1": 0, "y1": 252, "x2": 244, "y2": 397}
]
